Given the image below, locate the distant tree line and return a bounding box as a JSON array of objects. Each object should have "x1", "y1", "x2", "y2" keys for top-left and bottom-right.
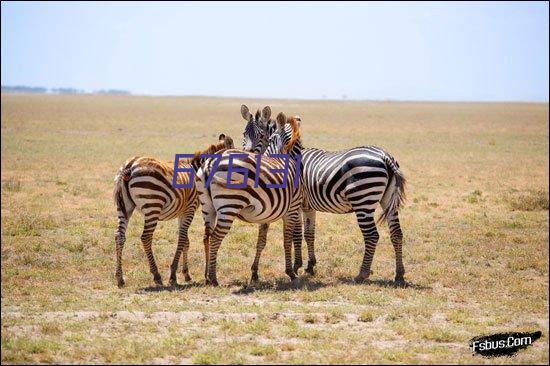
[
  {"x1": 1, "y1": 85, "x2": 131, "y2": 95},
  {"x1": 94, "y1": 89, "x2": 131, "y2": 95},
  {"x1": 2, "y1": 85, "x2": 48, "y2": 93}
]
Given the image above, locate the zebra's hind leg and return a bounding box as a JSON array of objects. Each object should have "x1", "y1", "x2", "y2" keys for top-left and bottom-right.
[
  {"x1": 283, "y1": 212, "x2": 300, "y2": 281},
  {"x1": 292, "y1": 209, "x2": 303, "y2": 273},
  {"x1": 387, "y1": 212, "x2": 405, "y2": 284},
  {"x1": 207, "y1": 212, "x2": 237, "y2": 287},
  {"x1": 170, "y1": 206, "x2": 196, "y2": 286},
  {"x1": 250, "y1": 223, "x2": 269, "y2": 284},
  {"x1": 115, "y1": 209, "x2": 133, "y2": 288},
  {"x1": 302, "y1": 209, "x2": 317, "y2": 275},
  {"x1": 203, "y1": 226, "x2": 211, "y2": 284},
  {"x1": 140, "y1": 214, "x2": 163, "y2": 286},
  {"x1": 353, "y1": 209, "x2": 379, "y2": 283}
]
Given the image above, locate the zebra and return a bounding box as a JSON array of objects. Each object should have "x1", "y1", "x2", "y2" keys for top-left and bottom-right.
[
  {"x1": 242, "y1": 109, "x2": 407, "y2": 284},
  {"x1": 197, "y1": 112, "x2": 303, "y2": 286},
  {"x1": 113, "y1": 134, "x2": 234, "y2": 288},
  {"x1": 240, "y1": 105, "x2": 305, "y2": 283}
]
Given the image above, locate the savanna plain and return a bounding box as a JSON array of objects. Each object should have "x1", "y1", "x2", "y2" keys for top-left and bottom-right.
[{"x1": 1, "y1": 94, "x2": 548, "y2": 364}]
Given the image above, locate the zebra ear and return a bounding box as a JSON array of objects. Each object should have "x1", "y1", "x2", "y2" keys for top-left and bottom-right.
[
  {"x1": 241, "y1": 105, "x2": 252, "y2": 121},
  {"x1": 218, "y1": 133, "x2": 226, "y2": 142},
  {"x1": 261, "y1": 106, "x2": 271, "y2": 121},
  {"x1": 276, "y1": 112, "x2": 287, "y2": 130}
]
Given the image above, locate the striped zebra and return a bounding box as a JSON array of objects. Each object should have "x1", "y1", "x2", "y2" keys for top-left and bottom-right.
[
  {"x1": 241, "y1": 105, "x2": 304, "y2": 283},
  {"x1": 243, "y1": 110, "x2": 407, "y2": 283},
  {"x1": 113, "y1": 134, "x2": 234, "y2": 288},
  {"x1": 197, "y1": 113, "x2": 303, "y2": 286}
]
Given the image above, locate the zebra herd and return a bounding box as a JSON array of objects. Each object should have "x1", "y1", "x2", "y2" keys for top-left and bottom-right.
[{"x1": 113, "y1": 105, "x2": 406, "y2": 288}]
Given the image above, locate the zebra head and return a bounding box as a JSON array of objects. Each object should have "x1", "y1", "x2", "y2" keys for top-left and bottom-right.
[
  {"x1": 241, "y1": 104, "x2": 274, "y2": 153},
  {"x1": 265, "y1": 112, "x2": 303, "y2": 157}
]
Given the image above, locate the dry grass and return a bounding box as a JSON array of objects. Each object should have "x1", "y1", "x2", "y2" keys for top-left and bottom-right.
[{"x1": 1, "y1": 94, "x2": 548, "y2": 364}]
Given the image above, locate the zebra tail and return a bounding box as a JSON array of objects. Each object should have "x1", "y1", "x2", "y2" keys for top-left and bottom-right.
[
  {"x1": 113, "y1": 160, "x2": 135, "y2": 220},
  {"x1": 378, "y1": 155, "x2": 406, "y2": 225}
]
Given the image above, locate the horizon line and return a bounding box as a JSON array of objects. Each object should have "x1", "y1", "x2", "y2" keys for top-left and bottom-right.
[{"x1": 1, "y1": 90, "x2": 548, "y2": 105}]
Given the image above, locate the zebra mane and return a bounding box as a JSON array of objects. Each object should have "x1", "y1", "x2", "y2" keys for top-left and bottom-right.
[
  {"x1": 283, "y1": 117, "x2": 302, "y2": 154},
  {"x1": 188, "y1": 135, "x2": 234, "y2": 170}
]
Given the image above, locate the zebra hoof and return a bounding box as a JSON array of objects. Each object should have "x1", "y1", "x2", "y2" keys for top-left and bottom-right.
[
  {"x1": 250, "y1": 272, "x2": 259, "y2": 284},
  {"x1": 184, "y1": 274, "x2": 192, "y2": 282},
  {"x1": 209, "y1": 279, "x2": 219, "y2": 287},
  {"x1": 286, "y1": 271, "x2": 298, "y2": 281},
  {"x1": 305, "y1": 266, "x2": 315, "y2": 276},
  {"x1": 153, "y1": 275, "x2": 163, "y2": 287},
  {"x1": 293, "y1": 261, "x2": 303, "y2": 273},
  {"x1": 117, "y1": 277, "x2": 125, "y2": 288},
  {"x1": 206, "y1": 275, "x2": 219, "y2": 287},
  {"x1": 395, "y1": 276, "x2": 406, "y2": 286},
  {"x1": 354, "y1": 274, "x2": 370, "y2": 284},
  {"x1": 169, "y1": 277, "x2": 178, "y2": 287}
]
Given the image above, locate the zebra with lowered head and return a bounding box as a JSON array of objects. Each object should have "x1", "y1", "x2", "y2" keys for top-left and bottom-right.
[
  {"x1": 197, "y1": 113, "x2": 304, "y2": 286},
  {"x1": 242, "y1": 106, "x2": 407, "y2": 284}
]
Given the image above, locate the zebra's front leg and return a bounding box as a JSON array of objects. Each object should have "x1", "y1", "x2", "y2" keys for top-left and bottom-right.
[
  {"x1": 250, "y1": 223, "x2": 269, "y2": 284},
  {"x1": 302, "y1": 209, "x2": 317, "y2": 275},
  {"x1": 388, "y1": 213, "x2": 405, "y2": 284},
  {"x1": 141, "y1": 215, "x2": 163, "y2": 286},
  {"x1": 292, "y1": 210, "x2": 303, "y2": 273},
  {"x1": 353, "y1": 209, "x2": 379, "y2": 283},
  {"x1": 283, "y1": 212, "x2": 299, "y2": 281},
  {"x1": 207, "y1": 212, "x2": 236, "y2": 286}
]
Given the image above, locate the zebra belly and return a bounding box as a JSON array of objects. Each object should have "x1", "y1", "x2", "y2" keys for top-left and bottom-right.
[
  {"x1": 301, "y1": 148, "x2": 390, "y2": 215},
  {"x1": 237, "y1": 207, "x2": 286, "y2": 224},
  {"x1": 305, "y1": 188, "x2": 353, "y2": 213},
  {"x1": 215, "y1": 190, "x2": 291, "y2": 224}
]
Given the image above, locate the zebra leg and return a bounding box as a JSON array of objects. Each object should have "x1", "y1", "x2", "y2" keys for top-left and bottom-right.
[
  {"x1": 250, "y1": 223, "x2": 269, "y2": 284},
  {"x1": 353, "y1": 209, "x2": 379, "y2": 283},
  {"x1": 387, "y1": 212, "x2": 405, "y2": 283},
  {"x1": 292, "y1": 210, "x2": 304, "y2": 273},
  {"x1": 283, "y1": 212, "x2": 300, "y2": 281},
  {"x1": 203, "y1": 226, "x2": 211, "y2": 283},
  {"x1": 170, "y1": 207, "x2": 195, "y2": 286},
  {"x1": 198, "y1": 189, "x2": 216, "y2": 284},
  {"x1": 302, "y1": 209, "x2": 317, "y2": 275},
  {"x1": 115, "y1": 209, "x2": 133, "y2": 288},
  {"x1": 140, "y1": 215, "x2": 163, "y2": 286},
  {"x1": 207, "y1": 212, "x2": 236, "y2": 287}
]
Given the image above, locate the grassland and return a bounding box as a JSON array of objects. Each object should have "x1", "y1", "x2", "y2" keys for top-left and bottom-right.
[{"x1": 1, "y1": 94, "x2": 548, "y2": 364}]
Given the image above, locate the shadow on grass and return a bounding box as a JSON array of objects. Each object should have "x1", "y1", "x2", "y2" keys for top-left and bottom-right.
[
  {"x1": 335, "y1": 276, "x2": 432, "y2": 290},
  {"x1": 136, "y1": 276, "x2": 431, "y2": 294},
  {"x1": 138, "y1": 281, "x2": 204, "y2": 293},
  {"x1": 232, "y1": 276, "x2": 328, "y2": 295}
]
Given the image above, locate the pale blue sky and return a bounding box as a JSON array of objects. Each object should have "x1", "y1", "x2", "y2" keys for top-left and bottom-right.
[{"x1": 1, "y1": 1, "x2": 548, "y2": 101}]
